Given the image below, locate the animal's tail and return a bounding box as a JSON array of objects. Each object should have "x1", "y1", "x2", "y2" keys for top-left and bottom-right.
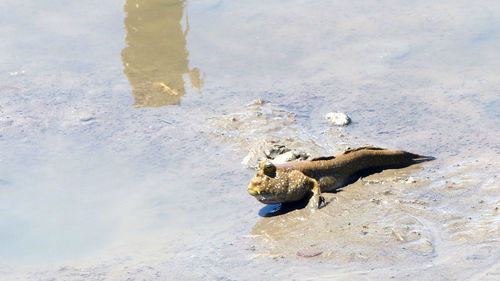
[
  {"x1": 405, "y1": 151, "x2": 436, "y2": 163},
  {"x1": 340, "y1": 146, "x2": 435, "y2": 172}
]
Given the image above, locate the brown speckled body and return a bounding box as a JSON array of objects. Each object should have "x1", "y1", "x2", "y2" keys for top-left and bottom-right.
[{"x1": 247, "y1": 147, "x2": 433, "y2": 207}]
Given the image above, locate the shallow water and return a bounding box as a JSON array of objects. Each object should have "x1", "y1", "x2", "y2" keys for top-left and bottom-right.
[{"x1": 1, "y1": 0, "x2": 499, "y2": 280}]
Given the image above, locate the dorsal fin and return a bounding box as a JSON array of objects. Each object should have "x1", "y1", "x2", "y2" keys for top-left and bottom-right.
[
  {"x1": 311, "y1": 156, "x2": 335, "y2": 161},
  {"x1": 343, "y1": 146, "x2": 386, "y2": 154}
]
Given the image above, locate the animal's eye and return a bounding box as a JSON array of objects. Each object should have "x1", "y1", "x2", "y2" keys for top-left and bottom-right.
[{"x1": 263, "y1": 162, "x2": 276, "y2": 177}]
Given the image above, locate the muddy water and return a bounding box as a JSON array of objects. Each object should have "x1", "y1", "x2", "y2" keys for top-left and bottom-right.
[{"x1": 0, "y1": 0, "x2": 499, "y2": 280}]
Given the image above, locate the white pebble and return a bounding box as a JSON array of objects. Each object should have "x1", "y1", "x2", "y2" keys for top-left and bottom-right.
[
  {"x1": 271, "y1": 151, "x2": 296, "y2": 165},
  {"x1": 325, "y1": 112, "x2": 351, "y2": 126}
]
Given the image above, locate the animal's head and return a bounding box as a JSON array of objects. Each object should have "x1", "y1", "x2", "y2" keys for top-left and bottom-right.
[{"x1": 247, "y1": 161, "x2": 288, "y2": 204}]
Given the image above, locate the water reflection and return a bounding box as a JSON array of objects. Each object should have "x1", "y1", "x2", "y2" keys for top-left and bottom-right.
[{"x1": 121, "y1": 0, "x2": 204, "y2": 107}]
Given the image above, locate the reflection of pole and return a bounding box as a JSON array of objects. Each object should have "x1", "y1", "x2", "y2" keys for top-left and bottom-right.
[
  {"x1": 183, "y1": 9, "x2": 205, "y2": 93},
  {"x1": 121, "y1": 0, "x2": 204, "y2": 107},
  {"x1": 183, "y1": 9, "x2": 189, "y2": 38}
]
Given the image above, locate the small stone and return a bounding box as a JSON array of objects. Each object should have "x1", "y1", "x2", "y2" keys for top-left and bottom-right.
[
  {"x1": 271, "y1": 151, "x2": 296, "y2": 164},
  {"x1": 271, "y1": 150, "x2": 310, "y2": 164},
  {"x1": 264, "y1": 144, "x2": 290, "y2": 159},
  {"x1": 325, "y1": 112, "x2": 351, "y2": 126}
]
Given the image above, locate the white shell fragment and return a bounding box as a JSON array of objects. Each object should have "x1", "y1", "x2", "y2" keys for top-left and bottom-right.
[
  {"x1": 271, "y1": 150, "x2": 310, "y2": 165},
  {"x1": 325, "y1": 112, "x2": 351, "y2": 126}
]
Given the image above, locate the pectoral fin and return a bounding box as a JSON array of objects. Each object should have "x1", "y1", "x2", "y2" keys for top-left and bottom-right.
[{"x1": 307, "y1": 178, "x2": 326, "y2": 209}]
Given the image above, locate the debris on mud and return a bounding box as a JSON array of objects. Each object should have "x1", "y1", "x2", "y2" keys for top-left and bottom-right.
[
  {"x1": 325, "y1": 112, "x2": 351, "y2": 126},
  {"x1": 206, "y1": 100, "x2": 332, "y2": 168}
]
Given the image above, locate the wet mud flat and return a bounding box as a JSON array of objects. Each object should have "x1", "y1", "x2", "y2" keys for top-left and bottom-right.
[
  {"x1": 207, "y1": 101, "x2": 500, "y2": 280},
  {"x1": 0, "y1": 91, "x2": 498, "y2": 280},
  {"x1": 0, "y1": 88, "x2": 498, "y2": 280}
]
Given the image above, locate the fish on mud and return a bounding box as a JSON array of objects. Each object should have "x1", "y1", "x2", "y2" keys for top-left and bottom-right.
[{"x1": 247, "y1": 146, "x2": 434, "y2": 208}]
